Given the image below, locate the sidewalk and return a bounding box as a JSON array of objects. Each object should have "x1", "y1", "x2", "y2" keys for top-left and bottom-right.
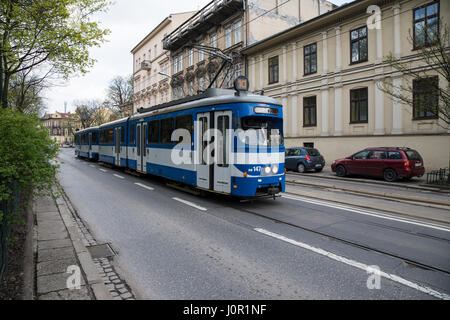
[{"x1": 33, "y1": 188, "x2": 111, "y2": 300}]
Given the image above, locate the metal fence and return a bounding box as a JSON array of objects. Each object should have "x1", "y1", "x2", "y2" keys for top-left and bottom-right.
[
  {"x1": 426, "y1": 168, "x2": 449, "y2": 185},
  {"x1": 0, "y1": 180, "x2": 21, "y2": 281}
]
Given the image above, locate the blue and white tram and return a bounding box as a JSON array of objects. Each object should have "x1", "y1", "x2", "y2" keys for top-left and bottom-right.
[
  {"x1": 74, "y1": 126, "x2": 99, "y2": 160},
  {"x1": 86, "y1": 84, "x2": 285, "y2": 198}
]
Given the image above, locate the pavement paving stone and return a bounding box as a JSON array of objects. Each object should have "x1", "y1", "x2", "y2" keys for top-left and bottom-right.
[
  {"x1": 37, "y1": 257, "x2": 79, "y2": 277},
  {"x1": 36, "y1": 211, "x2": 62, "y2": 222},
  {"x1": 38, "y1": 238, "x2": 73, "y2": 250},
  {"x1": 120, "y1": 292, "x2": 132, "y2": 299},
  {"x1": 37, "y1": 272, "x2": 86, "y2": 294},
  {"x1": 38, "y1": 247, "x2": 75, "y2": 263},
  {"x1": 38, "y1": 286, "x2": 91, "y2": 300}
]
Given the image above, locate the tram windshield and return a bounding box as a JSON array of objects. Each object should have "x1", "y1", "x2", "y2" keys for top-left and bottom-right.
[{"x1": 239, "y1": 116, "x2": 283, "y2": 146}]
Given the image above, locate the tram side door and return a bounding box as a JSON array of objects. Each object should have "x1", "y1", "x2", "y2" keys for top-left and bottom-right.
[
  {"x1": 115, "y1": 127, "x2": 121, "y2": 165},
  {"x1": 196, "y1": 112, "x2": 210, "y2": 189},
  {"x1": 88, "y1": 133, "x2": 92, "y2": 158},
  {"x1": 137, "y1": 123, "x2": 147, "y2": 172},
  {"x1": 214, "y1": 111, "x2": 232, "y2": 193}
]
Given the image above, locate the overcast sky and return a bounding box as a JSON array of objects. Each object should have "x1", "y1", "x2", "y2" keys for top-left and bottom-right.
[{"x1": 44, "y1": 0, "x2": 346, "y2": 114}]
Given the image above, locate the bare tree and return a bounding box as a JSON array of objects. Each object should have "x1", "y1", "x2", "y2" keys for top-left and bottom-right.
[
  {"x1": 73, "y1": 99, "x2": 101, "y2": 129},
  {"x1": 8, "y1": 69, "x2": 50, "y2": 115},
  {"x1": 379, "y1": 22, "x2": 450, "y2": 128},
  {"x1": 105, "y1": 75, "x2": 133, "y2": 115}
]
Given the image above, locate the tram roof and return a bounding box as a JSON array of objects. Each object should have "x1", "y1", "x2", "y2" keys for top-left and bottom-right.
[
  {"x1": 131, "y1": 88, "x2": 282, "y2": 121},
  {"x1": 75, "y1": 126, "x2": 99, "y2": 134}
]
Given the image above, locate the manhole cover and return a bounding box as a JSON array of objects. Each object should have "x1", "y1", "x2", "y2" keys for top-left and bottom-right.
[{"x1": 87, "y1": 243, "x2": 116, "y2": 259}]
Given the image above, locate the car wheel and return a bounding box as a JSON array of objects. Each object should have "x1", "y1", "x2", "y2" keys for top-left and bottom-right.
[
  {"x1": 297, "y1": 163, "x2": 306, "y2": 173},
  {"x1": 315, "y1": 168, "x2": 323, "y2": 172},
  {"x1": 335, "y1": 165, "x2": 346, "y2": 177},
  {"x1": 384, "y1": 168, "x2": 398, "y2": 182}
]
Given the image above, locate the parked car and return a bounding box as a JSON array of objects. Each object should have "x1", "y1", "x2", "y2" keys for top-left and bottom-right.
[
  {"x1": 331, "y1": 147, "x2": 425, "y2": 182},
  {"x1": 285, "y1": 147, "x2": 325, "y2": 173}
]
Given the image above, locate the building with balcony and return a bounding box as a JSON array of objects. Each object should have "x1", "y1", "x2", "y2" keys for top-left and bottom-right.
[
  {"x1": 131, "y1": 11, "x2": 196, "y2": 114},
  {"x1": 158, "y1": 0, "x2": 336, "y2": 102},
  {"x1": 243, "y1": 0, "x2": 450, "y2": 170},
  {"x1": 41, "y1": 112, "x2": 81, "y2": 145}
]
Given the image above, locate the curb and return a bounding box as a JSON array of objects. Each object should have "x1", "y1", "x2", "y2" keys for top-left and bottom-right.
[
  {"x1": 286, "y1": 179, "x2": 450, "y2": 207},
  {"x1": 52, "y1": 186, "x2": 112, "y2": 300},
  {"x1": 283, "y1": 190, "x2": 450, "y2": 226},
  {"x1": 286, "y1": 172, "x2": 446, "y2": 193}
]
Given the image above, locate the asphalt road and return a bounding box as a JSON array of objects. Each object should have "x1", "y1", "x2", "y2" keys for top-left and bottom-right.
[{"x1": 57, "y1": 148, "x2": 450, "y2": 300}]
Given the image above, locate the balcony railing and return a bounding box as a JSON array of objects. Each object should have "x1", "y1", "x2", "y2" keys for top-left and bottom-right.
[{"x1": 163, "y1": 0, "x2": 243, "y2": 51}]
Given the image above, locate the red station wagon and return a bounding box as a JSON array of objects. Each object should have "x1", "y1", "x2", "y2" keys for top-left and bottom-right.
[{"x1": 331, "y1": 147, "x2": 425, "y2": 182}]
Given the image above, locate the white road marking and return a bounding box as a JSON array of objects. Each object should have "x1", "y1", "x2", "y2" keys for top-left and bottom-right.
[
  {"x1": 254, "y1": 228, "x2": 450, "y2": 300},
  {"x1": 99, "y1": 169, "x2": 108, "y2": 172},
  {"x1": 135, "y1": 182, "x2": 154, "y2": 191},
  {"x1": 282, "y1": 194, "x2": 450, "y2": 233},
  {"x1": 113, "y1": 174, "x2": 125, "y2": 179},
  {"x1": 89, "y1": 165, "x2": 95, "y2": 168},
  {"x1": 172, "y1": 197, "x2": 207, "y2": 211}
]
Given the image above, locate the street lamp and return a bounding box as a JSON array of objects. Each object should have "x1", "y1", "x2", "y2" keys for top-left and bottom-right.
[{"x1": 158, "y1": 72, "x2": 171, "y2": 78}]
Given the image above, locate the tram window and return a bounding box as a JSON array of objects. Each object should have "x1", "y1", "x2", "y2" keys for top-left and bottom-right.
[
  {"x1": 148, "y1": 120, "x2": 159, "y2": 144},
  {"x1": 120, "y1": 126, "x2": 125, "y2": 144},
  {"x1": 240, "y1": 117, "x2": 283, "y2": 146},
  {"x1": 106, "y1": 129, "x2": 113, "y2": 144},
  {"x1": 93, "y1": 132, "x2": 98, "y2": 144},
  {"x1": 160, "y1": 117, "x2": 174, "y2": 144},
  {"x1": 130, "y1": 124, "x2": 135, "y2": 144},
  {"x1": 175, "y1": 115, "x2": 192, "y2": 132},
  {"x1": 175, "y1": 115, "x2": 192, "y2": 143},
  {"x1": 217, "y1": 115, "x2": 229, "y2": 167}
]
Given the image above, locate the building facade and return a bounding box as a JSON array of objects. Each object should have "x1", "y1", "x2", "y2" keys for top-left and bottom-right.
[
  {"x1": 131, "y1": 12, "x2": 196, "y2": 114},
  {"x1": 158, "y1": 0, "x2": 335, "y2": 103},
  {"x1": 243, "y1": 0, "x2": 449, "y2": 170},
  {"x1": 41, "y1": 112, "x2": 81, "y2": 145}
]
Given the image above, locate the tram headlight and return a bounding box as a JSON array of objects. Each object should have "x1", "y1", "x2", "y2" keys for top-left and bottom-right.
[
  {"x1": 264, "y1": 166, "x2": 271, "y2": 174},
  {"x1": 272, "y1": 165, "x2": 279, "y2": 174}
]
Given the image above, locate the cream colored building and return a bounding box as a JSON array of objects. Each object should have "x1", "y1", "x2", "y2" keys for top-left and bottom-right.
[
  {"x1": 131, "y1": 11, "x2": 196, "y2": 114},
  {"x1": 243, "y1": 0, "x2": 449, "y2": 170},
  {"x1": 162, "y1": 0, "x2": 336, "y2": 101},
  {"x1": 41, "y1": 112, "x2": 81, "y2": 145}
]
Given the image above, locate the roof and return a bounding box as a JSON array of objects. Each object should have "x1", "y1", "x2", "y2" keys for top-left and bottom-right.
[{"x1": 131, "y1": 11, "x2": 196, "y2": 53}]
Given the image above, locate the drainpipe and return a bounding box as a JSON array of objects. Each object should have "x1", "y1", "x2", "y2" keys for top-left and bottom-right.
[{"x1": 317, "y1": 0, "x2": 321, "y2": 15}]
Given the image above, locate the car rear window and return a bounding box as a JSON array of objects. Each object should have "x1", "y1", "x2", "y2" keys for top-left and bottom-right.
[
  {"x1": 306, "y1": 148, "x2": 320, "y2": 156},
  {"x1": 406, "y1": 150, "x2": 421, "y2": 160}
]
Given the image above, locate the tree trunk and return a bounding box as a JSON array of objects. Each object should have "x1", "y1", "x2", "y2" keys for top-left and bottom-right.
[{"x1": 1, "y1": 73, "x2": 9, "y2": 109}]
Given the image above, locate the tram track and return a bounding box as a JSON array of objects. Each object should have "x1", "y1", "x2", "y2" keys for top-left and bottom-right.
[{"x1": 224, "y1": 198, "x2": 450, "y2": 277}]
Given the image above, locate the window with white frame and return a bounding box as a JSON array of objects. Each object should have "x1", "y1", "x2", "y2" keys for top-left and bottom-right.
[
  {"x1": 199, "y1": 41, "x2": 205, "y2": 61},
  {"x1": 210, "y1": 34, "x2": 217, "y2": 48},
  {"x1": 173, "y1": 56, "x2": 178, "y2": 73},
  {"x1": 178, "y1": 54, "x2": 183, "y2": 72},
  {"x1": 189, "y1": 49, "x2": 194, "y2": 66},
  {"x1": 188, "y1": 81, "x2": 194, "y2": 95},
  {"x1": 225, "y1": 27, "x2": 232, "y2": 48},
  {"x1": 234, "y1": 21, "x2": 242, "y2": 44},
  {"x1": 198, "y1": 77, "x2": 204, "y2": 91}
]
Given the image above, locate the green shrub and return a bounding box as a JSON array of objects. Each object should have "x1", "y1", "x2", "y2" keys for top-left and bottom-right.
[{"x1": 0, "y1": 109, "x2": 58, "y2": 228}]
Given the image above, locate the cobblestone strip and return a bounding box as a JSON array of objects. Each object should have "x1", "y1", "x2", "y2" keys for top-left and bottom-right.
[
  {"x1": 58, "y1": 186, "x2": 136, "y2": 300},
  {"x1": 93, "y1": 258, "x2": 136, "y2": 300}
]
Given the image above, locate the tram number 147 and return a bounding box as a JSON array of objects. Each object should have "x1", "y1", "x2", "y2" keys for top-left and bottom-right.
[{"x1": 248, "y1": 166, "x2": 262, "y2": 173}]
